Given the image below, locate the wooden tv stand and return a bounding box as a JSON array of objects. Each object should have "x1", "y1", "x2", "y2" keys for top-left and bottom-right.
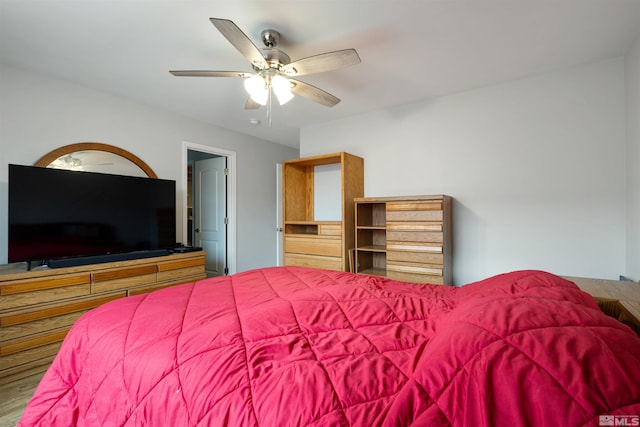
[{"x1": 0, "y1": 251, "x2": 206, "y2": 385}]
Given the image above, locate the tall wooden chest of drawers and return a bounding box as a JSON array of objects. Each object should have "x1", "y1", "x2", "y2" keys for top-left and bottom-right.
[{"x1": 354, "y1": 195, "x2": 452, "y2": 284}]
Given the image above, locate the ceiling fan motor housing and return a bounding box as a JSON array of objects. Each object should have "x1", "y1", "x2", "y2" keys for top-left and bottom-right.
[
  {"x1": 261, "y1": 29, "x2": 280, "y2": 47},
  {"x1": 260, "y1": 48, "x2": 291, "y2": 70},
  {"x1": 258, "y1": 29, "x2": 291, "y2": 70}
]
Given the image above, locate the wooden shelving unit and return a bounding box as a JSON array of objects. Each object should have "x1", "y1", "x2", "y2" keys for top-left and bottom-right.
[
  {"x1": 282, "y1": 152, "x2": 364, "y2": 271},
  {"x1": 355, "y1": 195, "x2": 452, "y2": 284},
  {"x1": 355, "y1": 201, "x2": 387, "y2": 276}
]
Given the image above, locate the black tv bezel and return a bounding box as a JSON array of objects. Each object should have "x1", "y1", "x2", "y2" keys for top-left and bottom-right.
[{"x1": 8, "y1": 164, "x2": 177, "y2": 268}]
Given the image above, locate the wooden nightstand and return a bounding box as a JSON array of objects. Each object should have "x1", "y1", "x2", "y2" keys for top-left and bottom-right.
[{"x1": 564, "y1": 276, "x2": 640, "y2": 336}]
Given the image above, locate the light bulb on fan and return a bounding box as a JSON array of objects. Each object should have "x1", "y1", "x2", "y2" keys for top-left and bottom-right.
[
  {"x1": 244, "y1": 75, "x2": 268, "y2": 105},
  {"x1": 272, "y1": 75, "x2": 293, "y2": 105}
]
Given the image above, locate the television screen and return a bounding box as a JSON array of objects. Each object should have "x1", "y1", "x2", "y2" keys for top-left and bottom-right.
[{"x1": 8, "y1": 164, "x2": 176, "y2": 265}]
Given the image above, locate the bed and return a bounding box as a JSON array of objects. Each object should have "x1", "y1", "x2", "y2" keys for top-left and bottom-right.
[{"x1": 18, "y1": 267, "x2": 640, "y2": 426}]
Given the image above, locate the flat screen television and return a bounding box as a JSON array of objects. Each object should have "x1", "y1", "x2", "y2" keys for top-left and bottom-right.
[{"x1": 8, "y1": 164, "x2": 176, "y2": 268}]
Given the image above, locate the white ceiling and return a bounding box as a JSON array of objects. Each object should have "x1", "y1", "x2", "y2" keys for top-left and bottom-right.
[{"x1": 1, "y1": 1, "x2": 640, "y2": 149}]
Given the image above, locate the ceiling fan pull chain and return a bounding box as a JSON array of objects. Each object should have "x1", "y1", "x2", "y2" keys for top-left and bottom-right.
[{"x1": 267, "y1": 87, "x2": 273, "y2": 127}]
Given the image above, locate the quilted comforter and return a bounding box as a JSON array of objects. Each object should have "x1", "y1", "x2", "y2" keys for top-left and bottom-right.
[{"x1": 19, "y1": 267, "x2": 640, "y2": 426}]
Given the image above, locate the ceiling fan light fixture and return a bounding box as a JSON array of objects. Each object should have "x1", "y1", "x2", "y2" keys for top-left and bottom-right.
[
  {"x1": 172, "y1": 18, "x2": 361, "y2": 112},
  {"x1": 272, "y1": 75, "x2": 294, "y2": 105},
  {"x1": 244, "y1": 75, "x2": 268, "y2": 105}
]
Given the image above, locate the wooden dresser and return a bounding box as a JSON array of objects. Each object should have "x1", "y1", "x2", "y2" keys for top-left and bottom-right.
[
  {"x1": 354, "y1": 195, "x2": 451, "y2": 284},
  {"x1": 0, "y1": 252, "x2": 206, "y2": 385},
  {"x1": 354, "y1": 195, "x2": 452, "y2": 284}
]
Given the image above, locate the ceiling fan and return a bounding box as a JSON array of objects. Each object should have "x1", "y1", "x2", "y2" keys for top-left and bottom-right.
[{"x1": 170, "y1": 18, "x2": 361, "y2": 115}]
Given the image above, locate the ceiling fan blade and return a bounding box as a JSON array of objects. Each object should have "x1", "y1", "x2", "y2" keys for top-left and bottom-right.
[
  {"x1": 210, "y1": 18, "x2": 266, "y2": 69},
  {"x1": 281, "y1": 49, "x2": 360, "y2": 77},
  {"x1": 245, "y1": 97, "x2": 261, "y2": 110},
  {"x1": 169, "y1": 70, "x2": 252, "y2": 78},
  {"x1": 289, "y1": 79, "x2": 340, "y2": 107}
]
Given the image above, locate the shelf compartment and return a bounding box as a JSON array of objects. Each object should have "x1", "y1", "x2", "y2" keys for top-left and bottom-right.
[
  {"x1": 283, "y1": 163, "x2": 314, "y2": 222},
  {"x1": 284, "y1": 221, "x2": 342, "y2": 236},
  {"x1": 356, "y1": 202, "x2": 386, "y2": 228},
  {"x1": 285, "y1": 223, "x2": 318, "y2": 235},
  {"x1": 356, "y1": 228, "x2": 386, "y2": 248},
  {"x1": 355, "y1": 250, "x2": 386, "y2": 273},
  {"x1": 386, "y1": 201, "x2": 443, "y2": 222}
]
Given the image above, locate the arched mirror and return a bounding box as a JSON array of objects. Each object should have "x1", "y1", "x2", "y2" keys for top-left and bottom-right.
[{"x1": 34, "y1": 142, "x2": 157, "y2": 178}]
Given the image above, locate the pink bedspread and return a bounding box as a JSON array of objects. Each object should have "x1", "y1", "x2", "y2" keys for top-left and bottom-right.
[{"x1": 19, "y1": 267, "x2": 640, "y2": 426}]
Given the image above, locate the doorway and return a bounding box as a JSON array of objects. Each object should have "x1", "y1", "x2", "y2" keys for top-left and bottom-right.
[{"x1": 182, "y1": 142, "x2": 236, "y2": 277}]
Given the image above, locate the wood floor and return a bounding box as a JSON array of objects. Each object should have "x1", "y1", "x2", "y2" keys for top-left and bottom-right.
[{"x1": 0, "y1": 373, "x2": 43, "y2": 426}]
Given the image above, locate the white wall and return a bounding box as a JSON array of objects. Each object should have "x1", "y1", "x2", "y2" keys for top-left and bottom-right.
[
  {"x1": 0, "y1": 64, "x2": 299, "y2": 272},
  {"x1": 626, "y1": 36, "x2": 640, "y2": 281},
  {"x1": 301, "y1": 59, "x2": 627, "y2": 285}
]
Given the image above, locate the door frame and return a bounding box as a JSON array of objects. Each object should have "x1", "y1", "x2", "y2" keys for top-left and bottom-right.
[
  {"x1": 181, "y1": 141, "x2": 237, "y2": 275},
  {"x1": 276, "y1": 163, "x2": 283, "y2": 266}
]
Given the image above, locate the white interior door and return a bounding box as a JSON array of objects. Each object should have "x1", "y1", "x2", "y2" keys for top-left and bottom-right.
[{"x1": 194, "y1": 156, "x2": 226, "y2": 276}]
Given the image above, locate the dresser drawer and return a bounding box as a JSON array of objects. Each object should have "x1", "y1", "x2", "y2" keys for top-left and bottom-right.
[
  {"x1": 0, "y1": 341, "x2": 61, "y2": 374},
  {"x1": 0, "y1": 273, "x2": 92, "y2": 311},
  {"x1": 285, "y1": 236, "x2": 342, "y2": 257},
  {"x1": 0, "y1": 292, "x2": 126, "y2": 356},
  {"x1": 156, "y1": 266, "x2": 206, "y2": 285},
  {"x1": 387, "y1": 222, "x2": 442, "y2": 232},
  {"x1": 386, "y1": 201, "x2": 443, "y2": 222},
  {"x1": 0, "y1": 283, "x2": 92, "y2": 311},
  {"x1": 386, "y1": 220, "x2": 443, "y2": 243},
  {"x1": 318, "y1": 224, "x2": 342, "y2": 236},
  {"x1": 387, "y1": 201, "x2": 443, "y2": 211},
  {"x1": 91, "y1": 265, "x2": 157, "y2": 294},
  {"x1": 386, "y1": 271, "x2": 445, "y2": 285},
  {"x1": 284, "y1": 253, "x2": 342, "y2": 271},
  {"x1": 0, "y1": 292, "x2": 124, "y2": 330},
  {"x1": 1, "y1": 311, "x2": 83, "y2": 344},
  {"x1": 387, "y1": 211, "x2": 443, "y2": 222},
  {"x1": 386, "y1": 230, "x2": 443, "y2": 243},
  {"x1": 387, "y1": 250, "x2": 444, "y2": 264},
  {"x1": 387, "y1": 261, "x2": 443, "y2": 277},
  {"x1": 387, "y1": 240, "x2": 443, "y2": 253}
]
